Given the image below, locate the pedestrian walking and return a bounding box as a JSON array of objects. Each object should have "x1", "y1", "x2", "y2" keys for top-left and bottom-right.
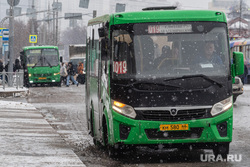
[
  {"x1": 60, "y1": 62, "x2": 68, "y2": 85},
  {"x1": 77, "y1": 62, "x2": 85, "y2": 84},
  {"x1": 240, "y1": 64, "x2": 248, "y2": 85},
  {"x1": 66, "y1": 62, "x2": 78, "y2": 87}
]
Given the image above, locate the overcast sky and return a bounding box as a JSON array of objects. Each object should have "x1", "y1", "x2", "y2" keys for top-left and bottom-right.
[
  {"x1": 172, "y1": 0, "x2": 211, "y2": 9},
  {"x1": 0, "y1": 0, "x2": 212, "y2": 23},
  {"x1": 1, "y1": 0, "x2": 250, "y2": 29}
]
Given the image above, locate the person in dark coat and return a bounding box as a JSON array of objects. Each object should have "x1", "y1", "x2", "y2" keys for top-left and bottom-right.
[
  {"x1": 240, "y1": 64, "x2": 248, "y2": 85},
  {"x1": 0, "y1": 59, "x2": 3, "y2": 80},
  {"x1": 66, "y1": 62, "x2": 79, "y2": 87},
  {"x1": 0, "y1": 59, "x2": 3, "y2": 72},
  {"x1": 14, "y1": 59, "x2": 21, "y2": 72}
]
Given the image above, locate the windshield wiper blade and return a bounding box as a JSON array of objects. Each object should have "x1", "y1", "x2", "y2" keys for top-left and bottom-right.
[
  {"x1": 32, "y1": 56, "x2": 42, "y2": 68},
  {"x1": 116, "y1": 81, "x2": 184, "y2": 89},
  {"x1": 164, "y1": 74, "x2": 224, "y2": 88},
  {"x1": 44, "y1": 57, "x2": 52, "y2": 68},
  {"x1": 32, "y1": 62, "x2": 38, "y2": 68}
]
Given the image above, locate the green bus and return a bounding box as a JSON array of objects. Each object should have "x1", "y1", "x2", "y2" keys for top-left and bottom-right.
[
  {"x1": 20, "y1": 45, "x2": 61, "y2": 87},
  {"x1": 85, "y1": 7, "x2": 244, "y2": 158}
]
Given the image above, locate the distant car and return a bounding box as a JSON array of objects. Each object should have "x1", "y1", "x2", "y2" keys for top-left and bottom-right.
[{"x1": 233, "y1": 76, "x2": 244, "y2": 103}]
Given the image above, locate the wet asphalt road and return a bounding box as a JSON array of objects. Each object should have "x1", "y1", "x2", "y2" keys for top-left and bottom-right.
[{"x1": 20, "y1": 84, "x2": 250, "y2": 167}]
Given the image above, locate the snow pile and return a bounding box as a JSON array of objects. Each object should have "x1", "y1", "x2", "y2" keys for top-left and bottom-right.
[{"x1": 0, "y1": 101, "x2": 36, "y2": 110}]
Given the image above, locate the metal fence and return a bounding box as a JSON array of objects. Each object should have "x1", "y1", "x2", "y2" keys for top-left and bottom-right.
[{"x1": 0, "y1": 71, "x2": 24, "y2": 90}]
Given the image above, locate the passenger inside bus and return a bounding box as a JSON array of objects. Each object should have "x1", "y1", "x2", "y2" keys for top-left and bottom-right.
[
  {"x1": 154, "y1": 45, "x2": 171, "y2": 70},
  {"x1": 201, "y1": 41, "x2": 223, "y2": 65},
  {"x1": 154, "y1": 45, "x2": 179, "y2": 70}
]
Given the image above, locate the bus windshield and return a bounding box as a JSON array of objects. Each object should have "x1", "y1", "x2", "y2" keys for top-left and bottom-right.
[
  {"x1": 26, "y1": 49, "x2": 59, "y2": 67},
  {"x1": 112, "y1": 22, "x2": 230, "y2": 80}
]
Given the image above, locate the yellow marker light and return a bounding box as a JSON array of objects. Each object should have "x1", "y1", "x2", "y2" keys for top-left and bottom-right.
[{"x1": 114, "y1": 101, "x2": 126, "y2": 108}]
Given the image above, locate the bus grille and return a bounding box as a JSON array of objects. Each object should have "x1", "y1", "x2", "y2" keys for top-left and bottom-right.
[
  {"x1": 135, "y1": 109, "x2": 211, "y2": 121},
  {"x1": 145, "y1": 128, "x2": 204, "y2": 140},
  {"x1": 33, "y1": 73, "x2": 52, "y2": 77}
]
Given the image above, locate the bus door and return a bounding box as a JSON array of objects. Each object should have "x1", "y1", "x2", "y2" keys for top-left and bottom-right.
[
  {"x1": 94, "y1": 38, "x2": 105, "y2": 140},
  {"x1": 96, "y1": 31, "x2": 109, "y2": 140}
]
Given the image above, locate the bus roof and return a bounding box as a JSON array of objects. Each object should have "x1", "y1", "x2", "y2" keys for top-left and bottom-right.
[
  {"x1": 22, "y1": 45, "x2": 58, "y2": 50},
  {"x1": 88, "y1": 10, "x2": 226, "y2": 26}
]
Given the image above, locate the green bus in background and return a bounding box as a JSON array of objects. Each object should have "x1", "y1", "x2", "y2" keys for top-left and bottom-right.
[
  {"x1": 86, "y1": 7, "x2": 244, "y2": 158},
  {"x1": 20, "y1": 45, "x2": 61, "y2": 87}
]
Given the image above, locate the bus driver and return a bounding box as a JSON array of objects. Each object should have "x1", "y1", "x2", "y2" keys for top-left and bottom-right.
[{"x1": 203, "y1": 41, "x2": 223, "y2": 65}]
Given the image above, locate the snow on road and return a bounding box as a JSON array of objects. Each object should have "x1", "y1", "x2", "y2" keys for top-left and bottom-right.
[{"x1": 0, "y1": 101, "x2": 86, "y2": 167}]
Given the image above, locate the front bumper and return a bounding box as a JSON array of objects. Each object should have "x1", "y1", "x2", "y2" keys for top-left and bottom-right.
[
  {"x1": 29, "y1": 75, "x2": 61, "y2": 83},
  {"x1": 111, "y1": 107, "x2": 233, "y2": 146}
]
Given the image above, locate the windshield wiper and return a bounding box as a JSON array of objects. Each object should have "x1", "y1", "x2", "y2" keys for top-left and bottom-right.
[
  {"x1": 115, "y1": 80, "x2": 184, "y2": 89},
  {"x1": 164, "y1": 74, "x2": 224, "y2": 88},
  {"x1": 44, "y1": 57, "x2": 52, "y2": 68},
  {"x1": 32, "y1": 56, "x2": 42, "y2": 68}
]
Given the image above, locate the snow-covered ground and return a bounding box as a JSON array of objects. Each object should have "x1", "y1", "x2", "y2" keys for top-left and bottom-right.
[{"x1": 1, "y1": 84, "x2": 249, "y2": 167}]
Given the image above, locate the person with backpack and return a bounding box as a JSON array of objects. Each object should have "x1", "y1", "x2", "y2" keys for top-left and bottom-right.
[{"x1": 66, "y1": 62, "x2": 78, "y2": 87}]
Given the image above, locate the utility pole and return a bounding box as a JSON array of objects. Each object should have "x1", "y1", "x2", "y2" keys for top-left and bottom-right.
[
  {"x1": 53, "y1": 0, "x2": 56, "y2": 45},
  {"x1": 239, "y1": 0, "x2": 242, "y2": 37},
  {"x1": 8, "y1": 1, "x2": 15, "y2": 87},
  {"x1": 47, "y1": 3, "x2": 51, "y2": 45},
  {"x1": 31, "y1": 0, "x2": 35, "y2": 46},
  {"x1": 55, "y1": 0, "x2": 59, "y2": 45}
]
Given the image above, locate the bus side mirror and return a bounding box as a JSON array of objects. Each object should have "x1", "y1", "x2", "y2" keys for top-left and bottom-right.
[
  {"x1": 233, "y1": 52, "x2": 244, "y2": 76},
  {"x1": 98, "y1": 27, "x2": 105, "y2": 38},
  {"x1": 60, "y1": 56, "x2": 63, "y2": 63}
]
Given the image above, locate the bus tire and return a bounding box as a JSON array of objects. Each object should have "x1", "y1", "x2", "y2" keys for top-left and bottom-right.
[
  {"x1": 102, "y1": 117, "x2": 121, "y2": 158},
  {"x1": 213, "y1": 143, "x2": 229, "y2": 159},
  {"x1": 90, "y1": 108, "x2": 94, "y2": 137}
]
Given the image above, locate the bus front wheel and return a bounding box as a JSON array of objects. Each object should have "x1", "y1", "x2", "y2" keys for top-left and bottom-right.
[
  {"x1": 102, "y1": 118, "x2": 121, "y2": 158},
  {"x1": 90, "y1": 108, "x2": 94, "y2": 137}
]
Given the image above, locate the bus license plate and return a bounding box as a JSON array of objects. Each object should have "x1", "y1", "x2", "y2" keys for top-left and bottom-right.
[
  {"x1": 160, "y1": 124, "x2": 189, "y2": 131},
  {"x1": 38, "y1": 77, "x2": 47, "y2": 80}
]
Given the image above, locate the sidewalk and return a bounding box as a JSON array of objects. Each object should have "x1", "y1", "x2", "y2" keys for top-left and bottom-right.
[
  {"x1": 0, "y1": 101, "x2": 86, "y2": 167},
  {"x1": 0, "y1": 86, "x2": 29, "y2": 97}
]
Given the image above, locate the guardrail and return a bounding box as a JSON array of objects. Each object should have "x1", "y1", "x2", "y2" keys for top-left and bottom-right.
[{"x1": 0, "y1": 71, "x2": 24, "y2": 90}]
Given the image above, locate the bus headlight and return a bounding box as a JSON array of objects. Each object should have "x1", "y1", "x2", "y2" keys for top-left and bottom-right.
[
  {"x1": 211, "y1": 97, "x2": 232, "y2": 116},
  {"x1": 29, "y1": 74, "x2": 32, "y2": 77},
  {"x1": 54, "y1": 72, "x2": 60, "y2": 75},
  {"x1": 112, "y1": 100, "x2": 136, "y2": 119}
]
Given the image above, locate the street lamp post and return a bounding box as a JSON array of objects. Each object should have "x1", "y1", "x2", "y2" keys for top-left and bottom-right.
[{"x1": 7, "y1": 0, "x2": 20, "y2": 86}]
